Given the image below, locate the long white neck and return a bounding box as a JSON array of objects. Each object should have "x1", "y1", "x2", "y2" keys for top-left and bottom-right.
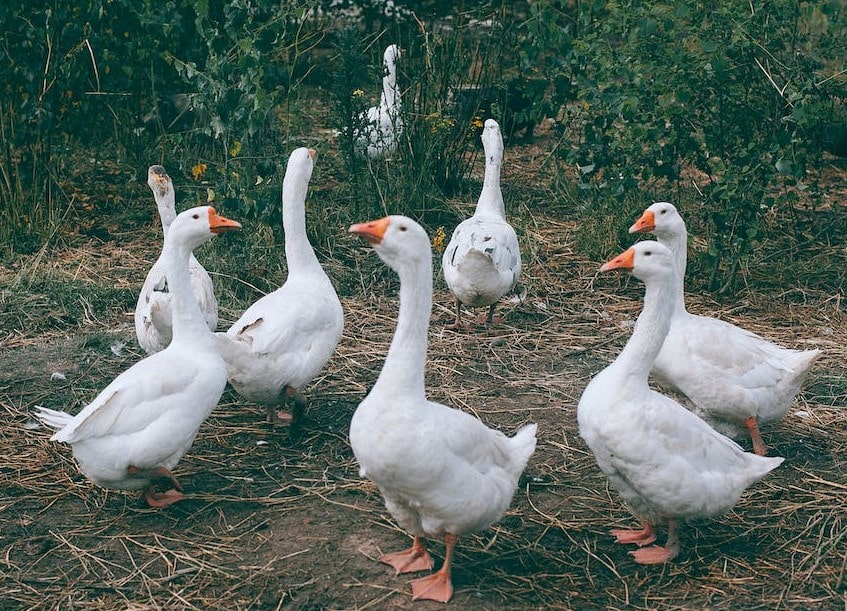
[
  {"x1": 656, "y1": 228, "x2": 688, "y2": 314},
  {"x1": 282, "y1": 177, "x2": 321, "y2": 275},
  {"x1": 475, "y1": 147, "x2": 505, "y2": 218},
  {"x1": 373, "y1": 255, "x2": 431, "y2": 400},
  {"x1": 611, "y1": 272, "x2": 676, "y2": 383},
  {"x1": 163, "y1": 236, "x2": 209, "y2": 341},
  {"x1": 381, "y1": 68, "x2": 400, "y2": 110},
  {"x1": 156, "y1": 191, "x2": 177, "y2": 237}
]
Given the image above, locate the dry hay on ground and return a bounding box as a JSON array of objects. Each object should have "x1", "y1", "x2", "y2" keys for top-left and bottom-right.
[{"x1": 1, "y1": 148, "x2": 846, "y2": 609}]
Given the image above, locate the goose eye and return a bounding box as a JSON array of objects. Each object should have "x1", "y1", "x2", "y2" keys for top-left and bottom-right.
[
  {"x1": 398, "y1": 225, "x2": 407, "y2": 232},
  {"x1": 192, "y1": 213, "x2": 200, "y2": 219},
  {"x1": 660, "y1": 209, "x2": 667, "y2": 215}
]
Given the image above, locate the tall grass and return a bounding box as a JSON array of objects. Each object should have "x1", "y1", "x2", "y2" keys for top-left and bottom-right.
[{"x1": 0, "y1": 104, "x2": 61, "y2": 256}]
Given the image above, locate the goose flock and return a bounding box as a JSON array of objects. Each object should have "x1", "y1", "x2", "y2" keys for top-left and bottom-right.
[{"x1": 32, "y1": 44, "x2": 822, "y2": 603}]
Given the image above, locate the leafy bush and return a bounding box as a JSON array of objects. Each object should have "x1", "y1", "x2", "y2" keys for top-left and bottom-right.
[
  {"x1": 550, "y1": 0, "x2": 845, "y2": 291},
  {"x1": 0, "y1": 0, "x2": 325, "y2": 258}
]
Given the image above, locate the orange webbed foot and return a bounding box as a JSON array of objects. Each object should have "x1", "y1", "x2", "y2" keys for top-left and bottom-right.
[
  {"x1": 273, "y1": 410, "x2": 294, "y2": 425},
  {"x1": 140, "y1": 466, "x2": 185, "y2": 508},
  {"x1": 445, "y1": 320, "x2": 471, "y2": 332},
  {"x1": 473, "y1": 313, "x2": 504, "y2": 325},
  {"x1": 411, "y1": 569, "x2": 453, "y2": 603},
  {"x1": 144, "y1": 488, "x2": 185, "y2": 508},
  {"x1": 473, "y1": 312, "x2": 490, "y2": 325},
  {"x1": 611, "y1": 523, "x2": 657, "y2": 547},
  {"x1": 629, "y1": 545, "x2": 675, "y2": 564},
  {"x1": 380, "y1": 538, "x2": 433, "y2": 575}
]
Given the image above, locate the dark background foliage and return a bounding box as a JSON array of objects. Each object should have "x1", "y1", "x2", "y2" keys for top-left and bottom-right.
[{"x1": 0, "y1": 0, "x2": 844, "y2": 292}]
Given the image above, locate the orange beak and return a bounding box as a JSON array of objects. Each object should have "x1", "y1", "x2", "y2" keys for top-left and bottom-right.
[
  {"x1": 307, "y1": 148, "x2": 316, "y2": 159},
  {"x1": 629, "y1": 209, "x2": 655, "y2": 234},
  {"x1": 350, "y1": 216, "x2": 390, "y2": 245},
  {"x1": 207, "y1": 207, "x2": 242, "y2": 234},
  {"x1": 600, "y1": 247, "x2": 635, "y2": 272}
]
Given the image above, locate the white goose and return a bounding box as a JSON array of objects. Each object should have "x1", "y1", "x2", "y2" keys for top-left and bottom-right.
[
  {"x1": 216, "y1": 148, "x2": 343, "y2": 427},
  {"x1": 135, "y1": 165, "x2": 219, "y2": 353},
  {"x1": 442, "y1": 119, "x2": 521, "y2": 329},
  {"x1": 629, "y1": 202, "x2": 820, "y2": 454},
  {"x1": 35, "y1": 206, "x2": 241, "y2": 507},
  {"x1": 354, "y1": 44, "x2": 403, "y2": 160},
  {"x1": 578, "y1": 241, "x2": 784, "y2": 564},
  {"x1": 349, "y1": 215, "x2": 536, "y2": 602}
]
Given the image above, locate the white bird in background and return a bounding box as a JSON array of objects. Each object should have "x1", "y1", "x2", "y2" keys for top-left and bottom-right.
[
  {"x1": 629, "y1": 202, "x2": 820, "y2": 455},
  {"x1": 135, "y1": 165, "x2": 219, "y2": 353},
  {"x1": 354, "y1": 44, "x2": 403, "y2": 160},
  {"x1": 35, "y1": 206, "x2": 241, "y2": 507},
  {"x1": 216, "y1": 148, "x2": 344, "y2": 429},
  {"x1": 349, "y1": 215, "x2": 536, "y2": 602},
  {"x1": 578, "y1": 241, "x2": 784, "y2": 564},
  {"x1": 442, "y1": 119, "x2": 521, "y2": 329}
]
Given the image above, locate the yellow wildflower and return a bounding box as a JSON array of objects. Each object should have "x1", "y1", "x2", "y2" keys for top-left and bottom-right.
[
  {"x1": 425, "y1": 113, "x2": 456, "y2": 134},
  {"x1": 471, "y1": 116, "x2": 484, "y2": 129},
  {"x1": 191, "y1": 163, "x2": 207, "y2": 181},
  {"x1": 431, "y1": 226, "x2": 447, "y2": 253},
  {"x1": 352, "y1": 88, "x2": 365, "y2": 98},
  {"x1": 229, "y1": 140, "x2": 242, "y2": 157}
]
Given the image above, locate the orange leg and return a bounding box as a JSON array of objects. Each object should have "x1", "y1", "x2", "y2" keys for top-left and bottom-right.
[
  {"x1": 266, "y1": 405, "x2": 280, "y2": 424},
  {"x1": 274, "y1": 385, "x2": 306, "y2": 429},
  {"x1": 629, "y1": 519, "x2": 680, "y2": 565},
  {"x1": 611, "y1": 521, "x2": 657, "y2": 546},
  {"x1": 379, "y1": 536, "x2": 433, "y2": 575},
  {"x1": 476, "y1": 302, "x2": 503, "y2": 325},
  {"x1": 746, "y1": 416, "x2": 768, "y2": 456},
  {"x1": 446, "y1": 298, "x2": 469, "y2": 331},
  {"x1": 411, "y1": 533, "x2": 458, "y2": 603}
]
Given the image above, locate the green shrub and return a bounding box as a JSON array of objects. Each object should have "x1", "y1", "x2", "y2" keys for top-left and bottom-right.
[
  {"x1": 0, "y1": 0, "x2": 325, "y2": 259},
  {"x1": 551, "y1": 0, "x2": 845, "y2": 291}
]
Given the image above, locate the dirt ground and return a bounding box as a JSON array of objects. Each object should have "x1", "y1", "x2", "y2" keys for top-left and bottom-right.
[{"x1": 1, "y1": 133, "x2": 846, "y2": 610}]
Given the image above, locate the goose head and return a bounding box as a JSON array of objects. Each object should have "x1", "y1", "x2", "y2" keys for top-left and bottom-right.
[
  {"x1": 629, "y1": 201, "x2": 685, "y2": 240},
  {"x1": 481, "y1": 119, "x2": 504, "y2": 165},
  {"x1": 600, "y1": 240, "x2": 676, "y2": 284},
  {"x1": 349, "y1": 215, "x2": 431, "y2": 274},
  {"x1": 147, "y1": 165, "x2": 172, "y2": 201},
  {"x1": 168, "y1": 206, "x2": 242, "y2": 252},
  {"x1": 147, "y1": 165, "x2": 176, "y2": 230},
  {"x1": 283, "y1": 147, "x2": 316, "y2": 195},
  {"x1": 286, "y1": 147, "x2": 316, "y2": 174}
]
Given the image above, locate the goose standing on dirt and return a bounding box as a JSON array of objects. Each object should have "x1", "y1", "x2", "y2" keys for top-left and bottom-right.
[
  {"x1": 35, "y1": 206, "x2": 241, "y2": 507},
  {"x1": 349, "y1": 215, "x2": 537, "y2": 602},
  {"x1": 354, "y1": 44, "x2": 403, "y2": 159},
  {"x1": 135, "y1": 165, "x2": 219, "y2": 353},
  {"x1": 442, "y1": 119, "x2": 521, "y2": 330},
  {"x1": 216, "y1": 148, "x2": 343, "y2": 428},
  {"x1": 578, "y1": 241, "x2": 784, "y2": 564},
  {"x1": 629, "y1": 202, "x2": 820, "y2": 454}
]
